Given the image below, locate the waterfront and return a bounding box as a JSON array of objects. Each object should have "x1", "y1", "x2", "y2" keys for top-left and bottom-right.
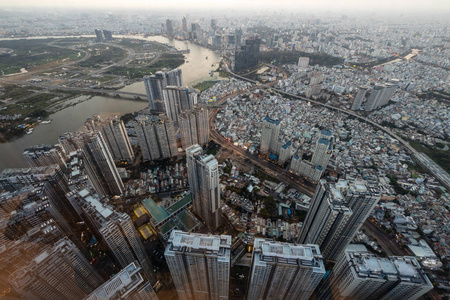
[{"x1": 0, "y1": 35, "x2": 220, "y2": 171}]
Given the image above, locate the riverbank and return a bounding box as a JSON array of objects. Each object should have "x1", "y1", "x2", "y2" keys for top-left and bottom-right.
[{"x1": 0, "y1": 35, "x2": 222, "y2": 170}]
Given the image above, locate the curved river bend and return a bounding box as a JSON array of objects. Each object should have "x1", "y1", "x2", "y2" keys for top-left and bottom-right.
[{"x1": 0, "y1": 36, "x2": 220, "y2": 170}]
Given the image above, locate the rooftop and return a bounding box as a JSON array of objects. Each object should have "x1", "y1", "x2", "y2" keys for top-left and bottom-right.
[
  {"x1": 264, "y1": 115, "x2": 280, "y2": 125},
  {"x1": 170, "y1": 230, "x2": 231, "y2": 251},
  {"x1": 142, "y1": 198, "x2": 170, "y2": 225}
]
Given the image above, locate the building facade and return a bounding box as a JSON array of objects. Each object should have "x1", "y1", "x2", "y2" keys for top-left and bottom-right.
[
  {"x1": 163, "y1": 86, "x2": 197, "y2": 125},
  {"x1": 9, "y1": 238, "x2": 102, "y2": 300},
  {"x1": 134, "y1": 114, "x2": 178, "y2": 161},
  {"x1": 164, "y1": 230, "x2": 231, "y2": 300},
  {"x1": 186, "y1": 144, "x2": 221, "y2": 230},
  {"x1": 85, "y1": 262, "x2": 158, "y2": 300},
  {"x1": 298, "y1": 180, "x2": 353, "y2": 261},
  {"x1": 234, "y1": 38, "x2": 261, "y2": 73},
  {"x1": 260, "y1": 116, "x2": 281, "y2": 154},
  {"x1": 179, "y1": 107, "x2": 209, "y2": 150},
  {"x1": 247, "y1": 239, "x2": 325, "y2": 300},
  {"x1": 351, "y1": 86, "x2": 369, "y2": 110},
  {"x1": 321, "y1": 248, "x2": 433, "y2": 300},
  {"x1": 85, "y1": 115, "x2": 134, "y2": 163}
]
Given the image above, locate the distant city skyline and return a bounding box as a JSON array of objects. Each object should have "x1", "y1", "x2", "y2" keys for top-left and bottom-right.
[{"x1": 1, "y1": 0, "x2": 449, "y2": 14}]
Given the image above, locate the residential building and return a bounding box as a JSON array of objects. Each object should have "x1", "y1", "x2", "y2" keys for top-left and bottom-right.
[
  {"x1": 298, "y1": 180, "x2": 353, "y2": 261},
  {"x1": 179, "y1": 107, "x2": 209, "y2": 149},
  {"x1": 260, "y1": 116, "x2": 281, "y2": 154},
  {"x1": 186, "y1": 144, "x2": 221, "y2": 230},
  {"x1": 144, "y1": 69, "x2": 183, "y2": 110},
  {"x1": 65, "y1": 186, "x2": 152, "y2": 278},
  {"x1": 164, "y1": 230, "x2": 231, "y2": 300},
  {"x1": 9, "y1": 238, "x2": 102, "y2": 300},
  {"x1": 134, "y1": 114, "x2": 178, "y2": 161},
  {"x1": 247, "y1": 239, "x2": 325, "y2": 300},
  {"x1": 85, "y1": 262, "x2": 158, "y2": 300},
  {"x1": 102, "y1": 30, "x2": 113, "y2": 42},
  {"x1": 365, "y1": 85, "x2": 392, "y2": 111},
  {"x1": 321, "y1": 248, "x2": 433, "y2": 300},
  {"x1": 85, "y1": 115, "x2": 134, "y2": 163},
  {"x1": 23, "y1": 144, "x2": 67, "y2": 168},
  {"x1": 58, "y1": 131, "x2": 124, "y2": 196},
  {"x1": 144, "y1": 73, "x2": 166, "y2": 110},
  {"x1": 94, "y1": 29, "x2": 103, "y2": 42},
  {"x1": 278, "y1": 141, "x2": 292, "y2": 165},
  {"x1": 299, "y1": 180, "x2": 380, "y2": 261},
  {"x1": 163, "y1": 86, "x2": 197, "y2": 124},
  {"x1": 83, "y1": 132, "x2": 124, "y2": 196},
  {"x1": 351, "y1": 86, "x2": 369, "y2": 110},
  {"x1": 311, "y1": 130, "x2": 333, "y2": 168}
]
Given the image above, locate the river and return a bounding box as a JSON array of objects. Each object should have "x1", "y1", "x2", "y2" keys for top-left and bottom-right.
[{"x1": 0, "y1": 36, "x2": 221, "y2": 171}]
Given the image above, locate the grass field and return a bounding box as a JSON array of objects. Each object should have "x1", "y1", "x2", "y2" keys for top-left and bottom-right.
[
  {"x1": 0, "y1": 39, "x2": 82, "y2": 75},
  {"x1": 409, "y1": 140, "x2": 450, "y2": 174},
  {"x1": 117, "y1": 39, "x2": 170, "y2": 52},
  {"x1": 105, "y1": 53, "x2": 184, "y2": 79},
  {"x1": 194, "y1": 80, "x2": 218, "y2": 92},
  {"x1": 77, "y1": 44, "x2": 127, "y2": 68}
]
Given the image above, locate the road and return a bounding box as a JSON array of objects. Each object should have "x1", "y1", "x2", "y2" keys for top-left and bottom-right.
[
  {"x1": 363, "y1": 220, "x2": 410, "y2": 256},
  {"x1": 224, "y1": 63, "x2": 450, "y2": 190},
  {"x1": 207, "y1": 82, "x2": 316, "y2": 197}
]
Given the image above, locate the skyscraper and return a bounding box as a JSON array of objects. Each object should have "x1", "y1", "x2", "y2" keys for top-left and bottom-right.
[
  {"x1": 298, "y1": 180, "x2": 353, "y2": 261},
  {"x1": 351, "y1": 86, "x2": 369, "y2": 110},
  {"x1": 278, "y1": 141, "x2": 292, "y2": 165},
  {"x1": 65, "y1": 186, "x2": 152, "y2": 278},
  {"x1": 85, "y1": 262, "x2": 158, "y2": 300},
  {"x1": 83, "y1": 132, "x2": 124, "y2": 196},
  {"x1": 210, "y1": 19, "x2": 217, "y2": 31},
  {"x1": 235, "y1": 28, "x2": 242, "y2": 47},
  {"x1": 164, "y1": 230, "x2": 231, "y2": 300},
  {"x1": 296, "y1": 160, "x2": 323, "y2": 182},
  {"x1": 338, "y1": 181, "x2": 381, "y2": 254},
  {"x1": 85, "y1": 115, "x2": 134, "y2": 163},
  {"x1": 163, "y1": 86, "x2": 197, "y2": 124},
  {"x1": 213, "y1": 35, "x2": 222, "y2": 50},
  {"x1": 233, "y1": 37, "x2": 261, "y2": 73},
  {"x1": 260, "y1": 116, "x2": 281, "y2": 154},
  {"x1": 144, "y1": 69, "x2": 183, "y2": 110},
  {"x1": 182, "y1": 16, "x2": 188, "y2": 33},
  {"x1": 23, "y1": 144, "x2": 67, "y2": 168},
  {"x1": 166, "y1": 19, "x2": 174, "y2": 37},
  {"x1": 144, "y1": 73, "x2": 166, "y2": 110},
  {"x1": 186, "y1": 144, "x2": 221, "y2": 230},
  {"x1": 321, "y1": 248, "x2": 433, "y2": 300},
  {"x1": 94, "y1": 29, "x2": 103, "y2": 42},
  {"x1": 134, "y1": 114, "x2": 178, "y2": 161},
  {"x1": 165, "y1": 68, "x2": 183, "y2": 86},
  {"x1": 102, "y1": 29, "x2": 113, "y2": 42},
  {"x1": 247, "y1": 239, "x2": 325, "y2": 300},
  {"x1": 311, "y1": 130, "x2": 333, "y2": 169},
  {"x1": 365, "y1": 85, "x2": 386, "y2": 111},
  {"x1": 0, "y1": 165, "x2": 79, "y2": 243},
  {"x1": 179, "y1": 107, "x2": 209, "y2": 149},
  {"x1": 58, "y1": 131, "x2": 124, "y2": 196},
  {"x1": 378, "y1": 83, "x2": 397, "y2": 107},
  {"x1": 299, "y1": 180, "x2": 380, "y2": 261},
  {"x1": 100, "y1": 212, "x2": 153, "y2": 278},
  {"x1": 9, "y1": 238, "x2": 102, "y2": 300}
]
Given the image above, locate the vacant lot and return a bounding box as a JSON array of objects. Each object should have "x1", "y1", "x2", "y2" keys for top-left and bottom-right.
[{"x1": 0, "y1": 39, "x2": 82, "y2": 75}]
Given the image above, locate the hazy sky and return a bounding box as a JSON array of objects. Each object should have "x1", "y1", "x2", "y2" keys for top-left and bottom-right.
[{"x1": 2, "y1": 0, "x2": 450, "y2": 14}]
